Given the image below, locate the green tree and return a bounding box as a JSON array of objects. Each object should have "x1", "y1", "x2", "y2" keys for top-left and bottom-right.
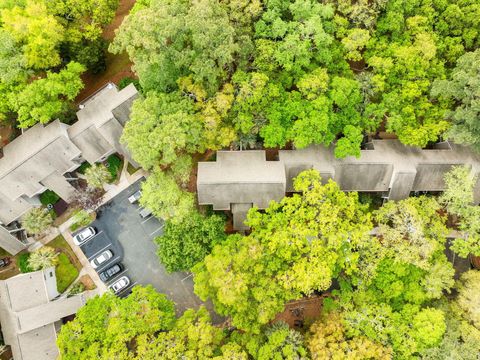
[
  {"x1": 140, "y1": 169, "x2": 195, "y2": 223},
  {"x1": 243, "y1": 322, "x2": 308, "y2": 360},
  {"x1": 121, "y1": 92, "x2": 202, "y2": 169},
  {"x1": 1, "y1": 0, "x2": 63, "y2": 69},
  {"x1": 432, "y1": 49, "x2": 480, "y2": 150},
  {"x1": 135, "y1": 307, "x2": 224, "y2": 359},
  {"x1": 57, "y1": 285, "x2": 176, "y2": 359},
  {"x1": 84, "y1": 163, "x2": 110, "y2": 189},
  {"x1": 12, "y1": 61, "x2": 85, "y2": 128},
  {"x1": 22, "y1": 207, "x2": 53, "y2": 234},
  {"x1": 27, "y1": 246, "x2": 58, "y2": 271},
  {"x1": 307, "y1": 312, "x2": 392, "y2": 359},
  {"x1": 110, "y1": 0, "x2": 240, "y2": 94},
  {"x1": 156, "y1": 212, "x2": 226, "y2": 272},
  {"x1": 193, "y1": 170, "x2": 372, "y2": 332},
  {"x1": 454, "y1": 270, "x2": 480, "y2": 329},
  {"x1": 440, "y1": 166, "x2": 480, "y2": 257}
]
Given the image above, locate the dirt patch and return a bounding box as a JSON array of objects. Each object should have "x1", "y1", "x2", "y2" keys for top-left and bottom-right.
[
  {"x1": 76, "y1": 0, "x2": 137, "y2": 103},
  {"x1": 103, "y1": 0, "x2": 137, "y2": 41},
  {"x1": 79, "y1": 274, "x2": 96, "y2": 290},
  {"x1": 272, "y1": 295, "x2": 327, "y2": 331}
]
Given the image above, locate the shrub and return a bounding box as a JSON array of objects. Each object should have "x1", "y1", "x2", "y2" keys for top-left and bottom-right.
[
  {"x1": 68, "y1": 282, "x2": 85, "y2": 295},
  {"x1": 28, "y1": 246, "x2": 58, "y2": 271},
  {"x1": 85, "y1": 163, "x2": 110, "y2": 189},
  {"x1": 76, "y1": 161, "x2": 91, "y2": 174},
  {"x1": 70, "y1": 210, "x2": 94, "y2": 232},
  {"x1": 105, "y1": 154, "x2": 123, "y2": 181},
  {"x1": 118, "y1": 77, "x2": 140, "y2": 91},
  {"x1": 18, "y1": 253, "x2": 32, "y2": 273},
  {"x1": 56, "y1": 253, "x2": 79, "y2": 293},
  {"x1": 40, "y1": 190, "x2": 60, "y2": 206},
  {"x1": 22, "y1": 208, "x2": 53, "y2": 235}
]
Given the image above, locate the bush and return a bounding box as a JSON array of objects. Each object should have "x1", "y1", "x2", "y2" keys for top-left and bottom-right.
[
  {"x1": 56, "y1": 253, "x2": 79, "y2": 293},
  {"x1": 85, "y1": 163, "x2": 110, "y2": 188},
  {"x1": 40, "y1": 190, "x2": 60, "y2": 206},
  {"x1": 118, "y1": 77, "x2": 140, "y2": 91},
  {"x1": 22, "y1": 208, "x2": 53, "y2": 235},
  {"x1": 105, "y1": 154, "x2": 123, "y2": 181},
  {"x1": 76, "y1": 162, "x2": 91, "y2": 174},
  {"x1": 68, "y1": 282, "x2": 85, "y2": 295},
  {"x1": 70, "y1": 210, "x2": 94, "y2": 232},
  {"x1": 28, "y1": 246, "x2": 58, "y2": 271},
  {"x1": 18, "y1": 253, "x2": 32, "y2": 273}
]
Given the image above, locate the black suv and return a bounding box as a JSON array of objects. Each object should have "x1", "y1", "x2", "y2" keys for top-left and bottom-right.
[{"x1": 99, "y1": 263, "x2": 123, "y2": 282}]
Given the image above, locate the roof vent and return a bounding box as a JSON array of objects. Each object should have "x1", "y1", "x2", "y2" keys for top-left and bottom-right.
[{"x1": 78, "y1": 104, "x2": 85, "y2": 110}]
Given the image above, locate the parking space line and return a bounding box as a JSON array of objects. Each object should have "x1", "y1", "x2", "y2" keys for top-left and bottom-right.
[
  {"x1": 181, "y1": 273, "x2": 193, "y2": 282},
  {"x1": 87, "y1": 243, "x2": 111, "y2": 261},
  {"x1": 140, "y1": 216, "x2": 153, "y2": 224},
  {"x1": 149, "y1": 225, "x2": 164, "y2": 237}
]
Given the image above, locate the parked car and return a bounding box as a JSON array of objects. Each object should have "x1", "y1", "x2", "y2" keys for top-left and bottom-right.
[
  {"x1": 110, "y1": 276, "x2": 130, "y2": 293},
  {"x1": 0, "y1": 257, "x2": 11, "y2": 268},
  {"x1": 73, "y1": 227, "x2": 96, "y2": 246},
  {"x1": 128, "y1": 190, "x2": 142, "y2": 204},
  {"x1": 90, "y1": 250, "x2": 113, "y2": 269},
  {"x1": 99, "y1": 263, "x2": 123, "y2": 282},
  {"x1": 139, "y1": 207, "x2": 152, "y2": 219}
]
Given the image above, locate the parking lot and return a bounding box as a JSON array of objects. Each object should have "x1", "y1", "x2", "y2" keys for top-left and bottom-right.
[{"x1": 76, "y1": 178, "x2": 213, "y2": 314}]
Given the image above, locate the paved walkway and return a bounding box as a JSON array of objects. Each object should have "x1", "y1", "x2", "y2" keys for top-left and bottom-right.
[{"x1": 36, "y1": 166, "x2": 148, "y2": 294}]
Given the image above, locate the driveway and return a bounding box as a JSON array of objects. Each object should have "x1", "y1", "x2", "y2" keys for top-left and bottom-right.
[{"x1": 79, "y1": 178, "x2": 215, "y2": 316}]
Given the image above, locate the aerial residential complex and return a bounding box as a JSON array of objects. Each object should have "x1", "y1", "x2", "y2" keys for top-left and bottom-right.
[{"x1": 0, "y1": 84, "x2": 138, "y2": 254}]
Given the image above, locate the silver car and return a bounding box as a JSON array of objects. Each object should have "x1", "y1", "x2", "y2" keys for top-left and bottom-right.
[
  {"x1": 73, "y1": 227, "x2": 96, "y2": 246},
  {"x1": 90, "y1": 250, "x2": 113, "y2": 269},
  {"x1": 128, "y1": 190, "x2": 142, "y2": 204},
  {"x1": 110, "y1": 276, "x2": 130, "y2": 294}
]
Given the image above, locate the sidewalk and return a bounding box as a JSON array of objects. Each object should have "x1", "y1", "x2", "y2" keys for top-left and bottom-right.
[{"x1": 30, "y1": 165, "x2": 148, "y2": 294}]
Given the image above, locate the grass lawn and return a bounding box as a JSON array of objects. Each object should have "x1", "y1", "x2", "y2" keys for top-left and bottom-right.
[
  {"x1": 56, "y1": 253, "x2": 79, "y2": 293},
  {"x1": 49, "y1": 235, "x2": 82, "y2": 292},
  {"x1": 126, "y1": 162, "x2": 138, "y2": 175}
]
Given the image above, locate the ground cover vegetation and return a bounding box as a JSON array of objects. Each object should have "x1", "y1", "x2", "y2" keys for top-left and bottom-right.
[{"x1": 58, "y1": 168, "x2": 480, "y2": 359}]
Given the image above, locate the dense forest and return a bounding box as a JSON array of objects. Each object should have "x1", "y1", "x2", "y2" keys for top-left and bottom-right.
[{"x1": 1, "y1": 0, "x2": 480, "y2": 359}]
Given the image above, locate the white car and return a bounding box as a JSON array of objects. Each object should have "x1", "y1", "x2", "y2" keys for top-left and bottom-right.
[
  {"x1": 128, "y1": 190, "x2": 142, "y2": 204},
  {"x1": 90, "y1": 250, "x2": 113, "y2": 269},
  {"x1": 73, "y1": 227, "x2": 96, "y2": 246},
  {"x1": 110, "y1": 276, "x2": 130, "y2": 293}
]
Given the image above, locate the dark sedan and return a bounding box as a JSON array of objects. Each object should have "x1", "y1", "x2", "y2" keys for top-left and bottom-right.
[{"x1": 99, "y1": 263, "x2": 123, "y2": 282}]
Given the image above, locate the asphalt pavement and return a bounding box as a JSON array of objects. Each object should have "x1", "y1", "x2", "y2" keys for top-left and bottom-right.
[{"x1": 78, "y1": 178, "x2": 215, "y2": 316}]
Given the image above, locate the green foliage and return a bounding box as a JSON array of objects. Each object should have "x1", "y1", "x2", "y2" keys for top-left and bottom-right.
[
  {"x1": 69, "y1": 210, "x2": 94, "y2": 232},
  {"x1": 440, "y1": 166, "x2": 480, "y2": 257},
  {"x1": 193, "y1": 169, "x2": 372, "y2": 332},
  {"x1": 118, "y1": 77, "x2": 140, "y2": 91},
  {"x1": 76, "y1": 161, "x2": 91, "y2": 175},
  {"x1": 55, "y1": 253, "x2": 79, "y2": 293},
  {"x1": 432, "y1": 49, "x2": 480, "y2": 150},
  {"x1": 105, "y1": 154, "x2": 123, "y2": 181},
  {"x1": 455, "y1": 270, "x2": 480, "y2": 329},
  {"x1": 68, "y1": 281, "x2": 85, "y2": 295},
  {"x1": 121, "y1": 92, "x2": 202, "y2": 169},
  {"x1": 155, "y1": 212, "x2": 226, "y2": 272},
  {"x1": 307, "y1": 312, "x2": 392, "y2": 359},
  {"x1": 135, "y1": 307, "x2": 225, "y2": 359},
  {"x1": 242, "y1": 322, "x2": 308, "y2": 360},
  {"x1": 28, "y1": 246, "x2": 58, "y2": 271},
  {"x1": 13, "y1": 61, "x2": 85, "y2": 128},
  {"x1": 57, "y1": 285, "x2": 176, "y2": 359},
  {"x1": 18, "y1": 253, "x2": 32, "y2": 273},
  {"x1": 39, "y1": 190, "x2": 60, "y2": 206},
  {"x1": 110, "y1": 0, "x2": 240, "y2": 94},
  {"x1": 84, "y1": 163, "x2": 110, "y2": 189},
  {"x1": 140, "y1": 168, "x2": 195, "y2": 223},
  {"x1": 22, "y1": 207, "x2": 53, "y2": 235}
]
